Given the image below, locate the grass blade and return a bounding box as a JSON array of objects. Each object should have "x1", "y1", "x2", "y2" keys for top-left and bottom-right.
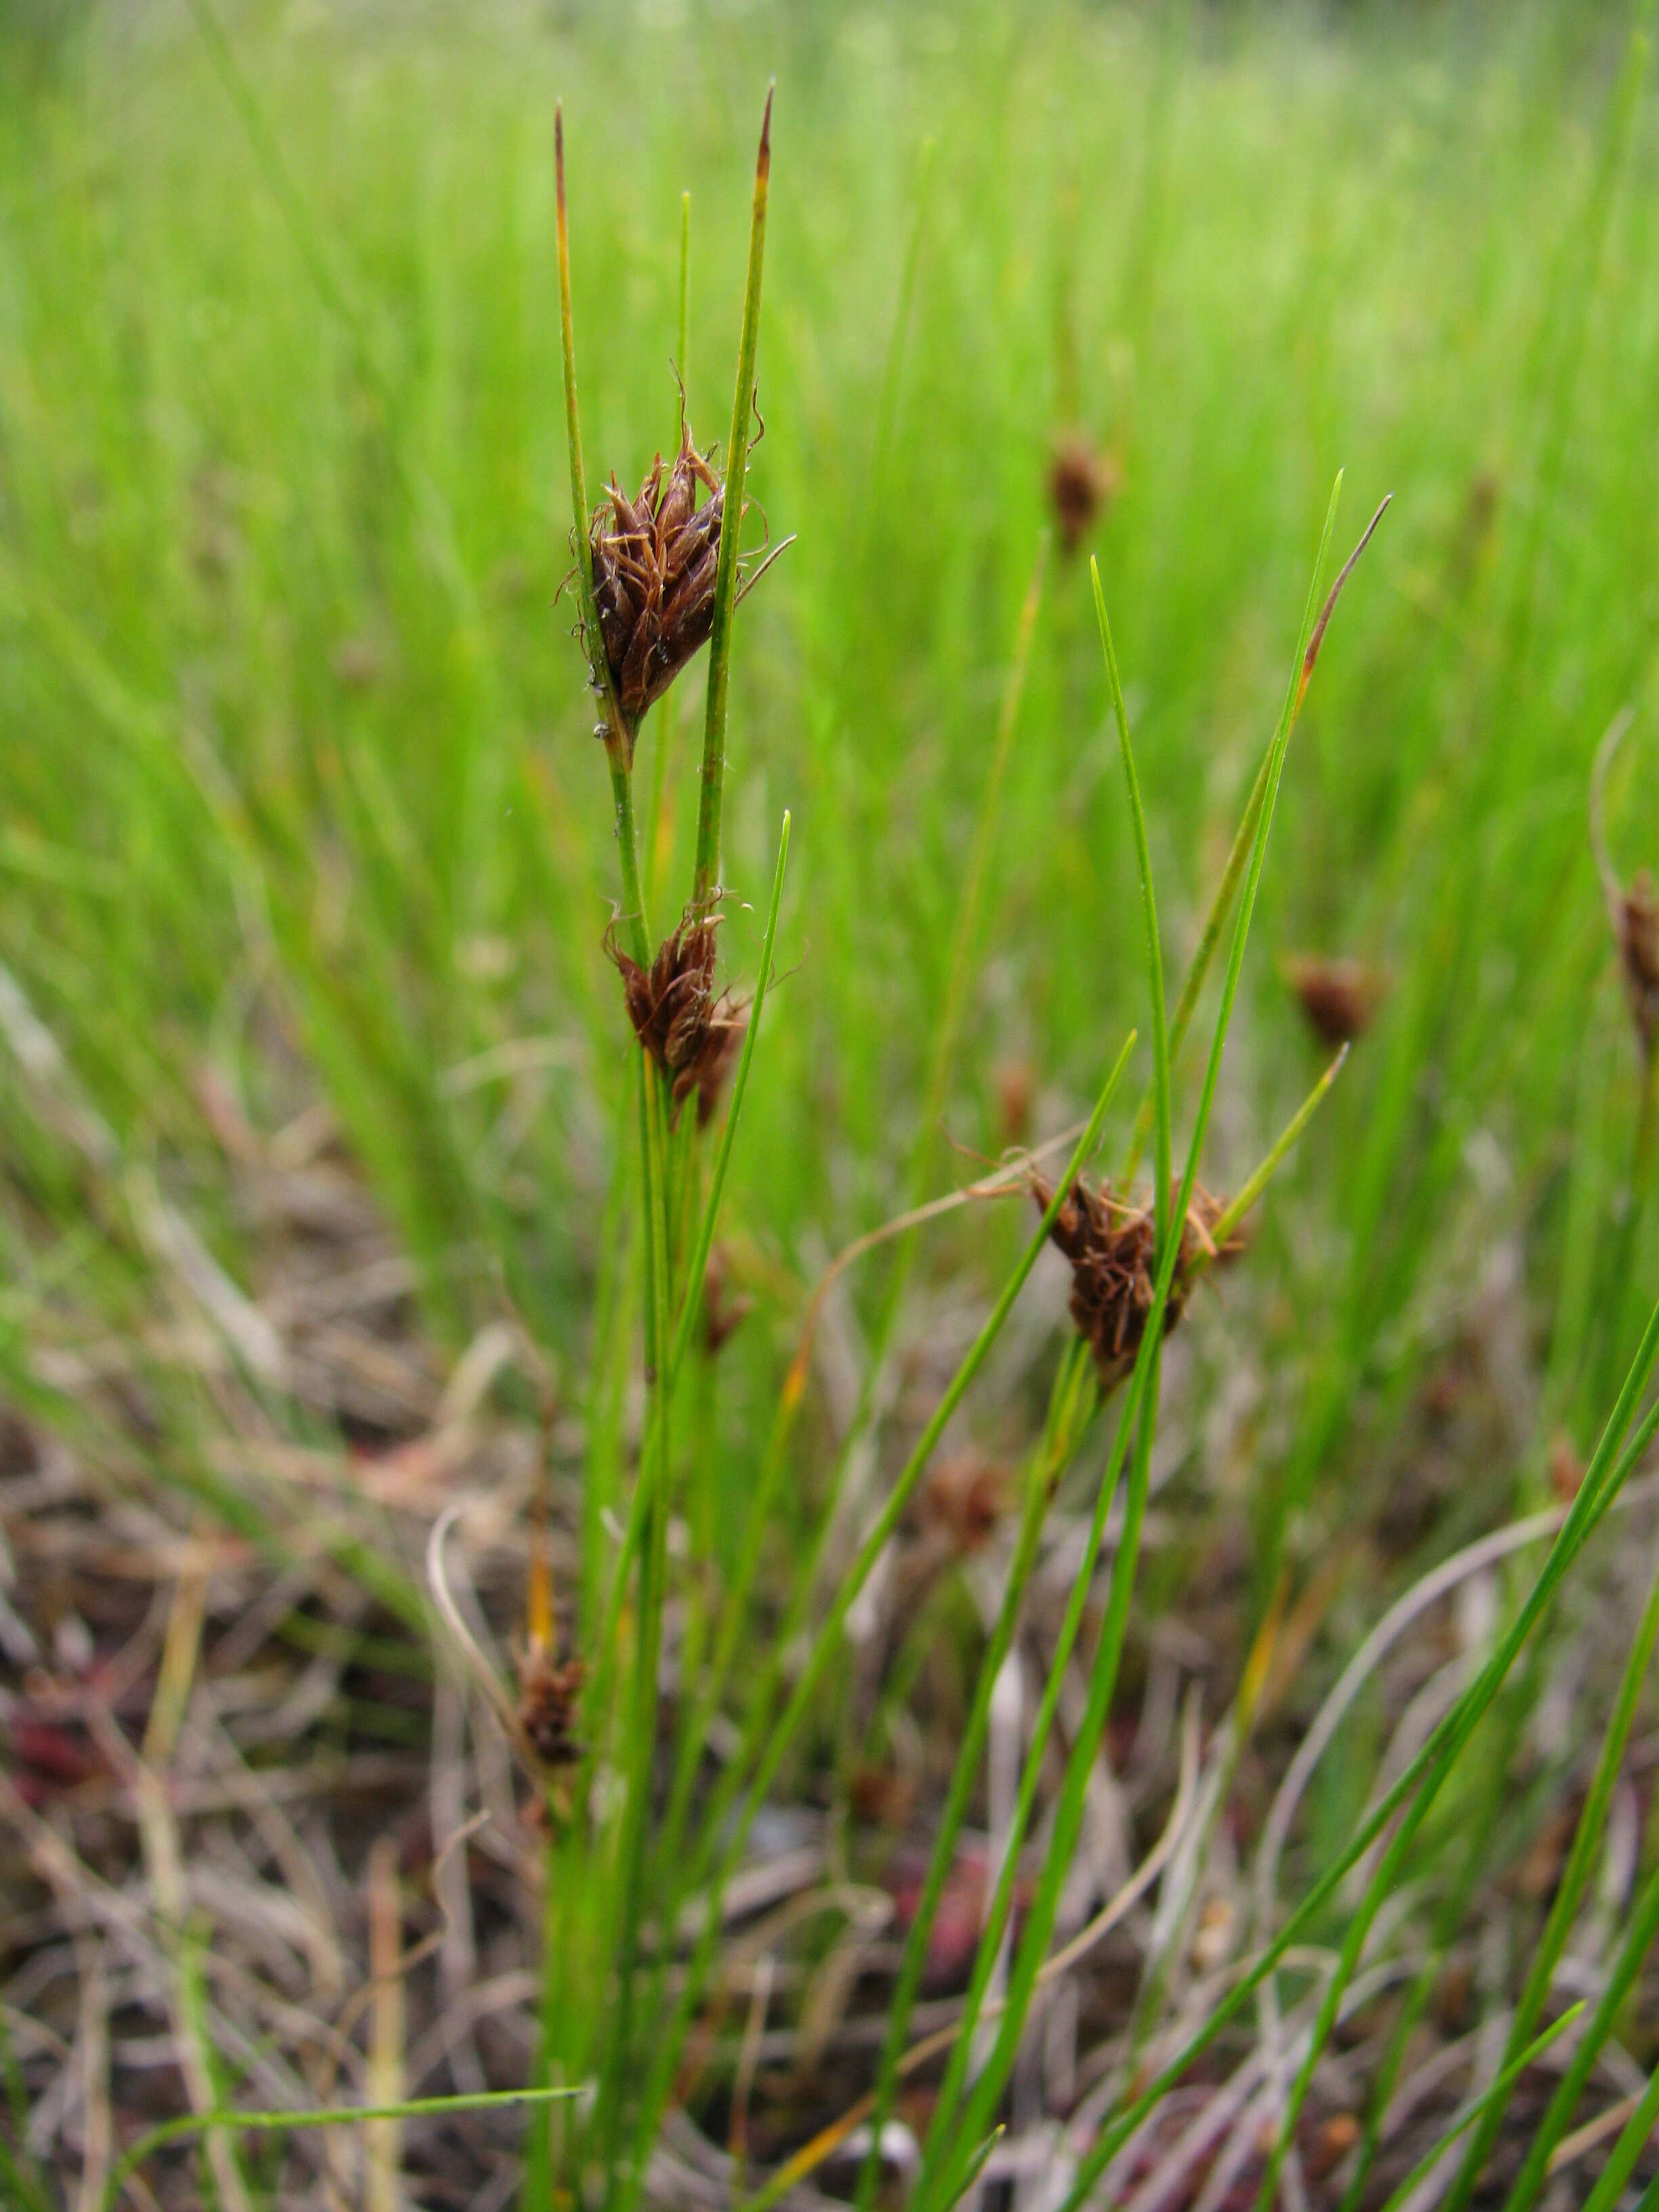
[{"x1": 694, "y1": 87, "x2": 773, "y2": 902}]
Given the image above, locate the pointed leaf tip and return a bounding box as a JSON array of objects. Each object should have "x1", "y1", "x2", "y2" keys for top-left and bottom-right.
[{"x1": 759, "y1": 83, "x2": 774, "y2": 170}]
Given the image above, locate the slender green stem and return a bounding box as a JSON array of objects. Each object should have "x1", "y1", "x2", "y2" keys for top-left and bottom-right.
[
  {"x1": 1092, "y1": 560, "x2": 1170, "y2": 1244},
  {"x1": 615, "y1": 1032, "x2": 1138, "y2": 2212},
  {"x1": 1500, "y1": 1840, "x2": 1659, "y2": 2212},
  {"x1": 669, "y1": 814, "x2": 790, "y2": 1379},
  {"x1": 1118, "y1": 492, "x2": 1387, "y2": 1186},
  {"x1": 1368, "y1": 2008, "x2": 1584, "y2": 2212},
  {"x1": 854, "y1": 1342, "x2": 1094, "y2": 2212},
  {"x1": 1054, "y1": 1336, "x2": 1659, "y2": 2212},
  {"x1": 694, "y1": 89, "x2": 773, "y2": 903},
  {"x1": 1441, "y1": 1530, "x2": 1659, "y2": 2212},
  {"x1": 1575, "y1": 2051, "x2": 1659, "y2": 2212},
  {"x1": 921, "y1": 485, "x2": 1347, "y2": 2207},
  {"x1": 590, "y1": 815, "x2": 790, "y2": 1716},
  {"x1": 1204, "y1": 1044, "x2": 1349, "y2": 1253},
  {"x1": 594, "y1": 1056, "x2": 675, "y2": 2187}
]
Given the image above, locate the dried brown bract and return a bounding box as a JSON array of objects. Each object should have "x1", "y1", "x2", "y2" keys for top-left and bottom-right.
[
  {"x1": 1032, "y1": 1169, "x2": 1243, "y2": 1392},
  {"x1": 1615, "y1": 869, "x2": 1659, "y2": 1063},
  {"x1": 1048, "y1": 433, "x2": 1120, "y2": 556},
  {"x1": 517, "y1": 1645, "x2": 586, "y2": 1768},
  {"x1": 609, "y1": 906, "x2": 747, "y2": 1122},
  {"x1": 1284, "y1": 955, "x2": 1389, "y2": 1047}
]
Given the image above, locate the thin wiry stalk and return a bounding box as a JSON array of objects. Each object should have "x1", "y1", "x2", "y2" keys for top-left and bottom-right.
[
  {"x1": 918, "y1": 477, "x2": 1347, "y2": 2211},
  {"x1": 1368, "y1": 2009, "x2": 1584, "y2": 2212},
  {"x1": 657, "y1": 541, "x2": 1056, "y2": 1931},
  {"x1": 1054, "y1": 1322, "x2": 1659, "y2": 2212},
  {"x1": 1248, "y1": 1307, "x2": 1659, "y2": 2212},
  {"x1": 616, "y1": 1031, "x2": 1139, "y2": 2212},
  {"x1": 853, "y1": 1339, "x2": 1095, "y2": 2212},
  {"x1": 592, "y1": 1055, "x2": 675, "y2": 2188},
  {"x1": 588, "y1": 812, "x2": 792, "y2": 1696},
  {"x1": 693, "y1": 89, "x2": 773, "y2": 904},
  {"x1": 556, "y1": 104, "x2": 649, "y2": 949},
  {"x1": 1204, "y1": 1044, "x2": 1349, "y2": 1253},
  {"x1": 1118, "y1": 493, "x2": 1387, "y2": 1185},
  {"x1": 1500, "y1": 1842, "x2": 1659, "y2": 2212},
  {"x1": 668, "y1": 813, "x2": 790, "y2": 1379},
  {"x1": 646, "y1": 190, "x2": 696, "y2": 905},
  {"x1": 1575, "y1": 2057, "x2": 1659, "y2": 2212},
  {"x1": 1439, "y1": 1532, "x2": 1659, "y2": 2212},
  {"x1": 1092, "y1": 558, "x2": 1171, "y2": 1246}
]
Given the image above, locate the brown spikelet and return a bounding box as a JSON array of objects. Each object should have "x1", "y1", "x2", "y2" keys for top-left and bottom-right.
[
  {"x1": 588, "y1": 410, "x2": 727, "y2": 724},
  {"x1": 517, "y1": 1647, "x2": 585, "y2": 1768},
  {"x1": 1048, "y1": 432, "x2": 1120, "y2": 556},
  {"x1": 608, "y1": 906, "x2": 747, "y2": 1122},
  {"x1": 1031, "y1": 1170, "x2": 1244, "y2": 1392},
  {"x1": 1616, "y1": 869, "x2": 1659, "y2": 1063},
  {"x1": 1284, "y1": 955, "x2": 1389, "y2": 1047}
]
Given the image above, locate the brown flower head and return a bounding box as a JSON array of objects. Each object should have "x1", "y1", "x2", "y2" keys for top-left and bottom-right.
[
  {"x1": 1032, "y1": 1170, "x2": 1242, "y2": 1392},
  {"x1": 590, "y1": 412, "x2": 724, "y2": 726},
  {"x1": 517, "y1": 1646, "x2": 585, "y2": 1768},
  {"x1": 609, "y1": 905, "x2": 747, "y2": 1122},
  {"x1": 1048, "y1": 433, "x2": 1121, "y2": 556},
  {"x1": 1616, "y1": 869, "x2": 1659, "y2": 1062},
  {"x1": 1284, "y1": 955, "x2": 1389, "y2": 1047}
]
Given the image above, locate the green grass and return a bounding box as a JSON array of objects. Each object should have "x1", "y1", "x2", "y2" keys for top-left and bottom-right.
[{"x1": 3, "y1": 1, "x2": 1659, "y2": 2206}]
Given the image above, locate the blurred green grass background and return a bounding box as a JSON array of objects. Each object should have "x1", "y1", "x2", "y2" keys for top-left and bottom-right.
[{"x1": 1, "y1": 0, "x2": 1656, "y2": 1605}]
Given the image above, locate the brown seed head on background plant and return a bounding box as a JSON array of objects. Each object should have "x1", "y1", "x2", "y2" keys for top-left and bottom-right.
[
  {"x1": 1615, "y1": 869, "x2": 1659, "y2": 1063},
  {"x1": 1048, "y1": 432, "x2": 1121, "y2": 556},
  {"x1": 1590, "y1": 707, "x2": 1658, "y2": 1067},
  {"x1": 609, "y1": 905, "x2": 747, "y2": 1122},
  {"x1": 1284, "y1": 954, "x2": 1390, "y2": 1047},
  {"x1": 516, "y1": 1645, "x2": 586, "y2": 1769},
  {"x1": 1031, "y1": 1168, "x2": 1243, "y2": 1391}
]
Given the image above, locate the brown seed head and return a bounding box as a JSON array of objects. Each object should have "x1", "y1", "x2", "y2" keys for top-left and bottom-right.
[
  {"x1": 1284, "y1": 955, "x2": 1389, "y2": 1047},
  {"x1": 588, "y1": 412, "x2": 728, "y2": 725},
  {"x1": 920, "y1": 1452, "x2": 1012, "y2": 1557},
  {"x1": 608, "y1": 905, "x2": 747, "y2": 1123},
  {"x1": 517, "y1": 1646, "x2": 585, "y2": 1768},
  {"x1": 1032, "y1": 1170, "x2": 1242, "y2": 1392},
  {"x1": 1616, "y1": 869, "x2": 1659, "y2": 1062},
  {"x1": 1048, "y1": 433, "x2": 1120, "y2": 556}
]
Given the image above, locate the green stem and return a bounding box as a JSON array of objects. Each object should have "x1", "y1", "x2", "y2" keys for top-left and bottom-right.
[
  {"x1": 1441, "y1": 1532, "x2": 1659, "y2": 2212},
  {"x1": 694, "y1": 89, "x2": 773, "y2": 903},
  {"x1": 854, "y1": 1342, "x2": 1094, "y2": 2212},
  {"x1": 1093, "y1": 560, "x2": 1171, "y2": 1244},
  {"x1": 614, "y1": 1032, "x2": 1138, "y2": 2212}
]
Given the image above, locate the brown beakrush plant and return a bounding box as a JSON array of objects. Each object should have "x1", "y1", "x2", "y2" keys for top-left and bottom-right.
[{"x1": 1030, "y1": 1166, "x2": 1244, "y2": 1391}]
